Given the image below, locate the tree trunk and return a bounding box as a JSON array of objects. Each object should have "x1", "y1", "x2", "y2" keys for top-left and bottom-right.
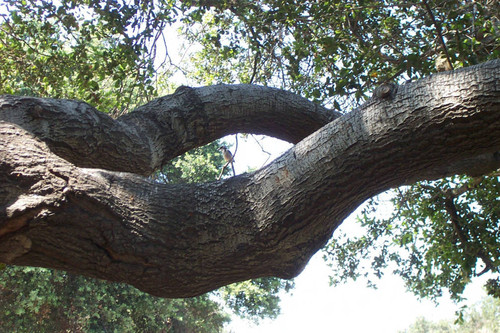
[{"x1": 0, "y1": 60, "x2": 499, "y2": 298}]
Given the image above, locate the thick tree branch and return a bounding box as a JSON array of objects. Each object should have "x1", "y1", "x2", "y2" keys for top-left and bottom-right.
[
  {"x1": 0, "y1": 60, "x2": 499, "y2": 298},
  {"x1": 0, "y1": 85, "x2": 340, "y2": 175}
]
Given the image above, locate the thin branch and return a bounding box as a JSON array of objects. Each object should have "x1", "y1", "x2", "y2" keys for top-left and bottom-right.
[
  {"x1": 248, "y1": 51, "x2": 261, "y2": 84},
  {"x1": 251, "y1": 135, "x2": 272, "y2": 168},
  {"x1": 422, "y1": 0, "x2": 454, "y2": 70},
  {"x1": 230, "y1": 134, "x2": 238, "y2": 176},
  {"x1": 443, "y1": 197, "x2": 496, "y2": 275}
]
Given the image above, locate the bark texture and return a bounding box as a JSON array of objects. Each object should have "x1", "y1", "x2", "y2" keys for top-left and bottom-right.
[
  {"x1": 0, "y1": 60, "x2": 499, "y2": 297},
  {"x1": 0, "y1": 85, "x2": 340, "y2": 175}
]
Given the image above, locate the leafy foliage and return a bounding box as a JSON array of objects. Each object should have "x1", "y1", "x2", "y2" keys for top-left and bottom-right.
[
  {"x1": 324, "y1": 175, "x2": 500, "y2": 302},
  {"x1": 0, "y1": 0, "x2": 169, "y2": 114},
  {"x1": 0, "y1": 266, "x2": 229, "y2": 332},
  {"x1": 179, "y1": 0, "x2": 499, "y2": 110},
  {"x1": 3, "y1": 0, "x2": 498, "y2": 111}
]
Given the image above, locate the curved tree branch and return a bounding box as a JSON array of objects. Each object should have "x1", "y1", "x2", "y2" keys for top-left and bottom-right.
[
  {"x1": 0, "y1": 85, "x2": 340, "y2": 176},
  {"x1": 0, "y1": 60, "x2": 499, "y2": 298}
]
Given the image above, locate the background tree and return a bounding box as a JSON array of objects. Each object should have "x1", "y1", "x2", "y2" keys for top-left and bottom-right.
[
  {"x1": 181, "y1": 0, "x2": 499, "y2": 107},
  {"x1": 0, "y1": 0, "x2": 160, "y2": 114},
  {"x1": 324, "y1": 174, "x2": 500, "y2": 303},
  {"x1": 0, "y1": 266, "x2": 229, "y2": 332},
  {"x1": 401, "y1": 296, "x2": 500, "y2": 333}
]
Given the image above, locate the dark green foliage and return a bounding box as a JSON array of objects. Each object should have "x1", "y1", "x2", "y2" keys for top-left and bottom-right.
[
  {"x1": 0, "y1": 266, "x2": 229, "y2": 332},
  {"x1": 3, "y1": 1, "x2": 498, "y2": 111},
  {"x1": 485, "y1": 277, "x2": 500, "y2": 298},
  {"x1": 179, "y1": 0, "x2": 499, "y2": 110},
  {"x1": 0, "y1": 0, "x2": 167, "y2": 114}
]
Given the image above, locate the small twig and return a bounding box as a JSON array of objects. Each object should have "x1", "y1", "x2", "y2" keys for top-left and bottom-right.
[
  {"x1": 251, "y1": 135, "x2": 272, "y2": 168},
  {"x1": 422, "y1": 0, "x2": 454, "y2": 70}
]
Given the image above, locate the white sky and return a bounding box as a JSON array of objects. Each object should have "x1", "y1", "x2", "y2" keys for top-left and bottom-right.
[{"x1": 228, "y1": 252, "x2": 489, "y2": 333}]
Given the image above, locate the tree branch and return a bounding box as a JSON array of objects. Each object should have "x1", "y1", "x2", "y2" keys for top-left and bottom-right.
[
  {"x1": 0, "y1": 85, "x2": 340, "y2": 176},
  {"x1": 0, "y1": 60, "x2": 499, "y2": 298},
  {"x1": 422, "y1": 0, "x2": 454, "y2": 70},
  {"x1": 443, "y1": 197, "x2": 495, "y2": 275}
]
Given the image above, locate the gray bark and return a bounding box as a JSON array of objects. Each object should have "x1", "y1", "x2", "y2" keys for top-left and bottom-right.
[
  {"x1": 0, "y1": 85, "x2": 339, "y2": 176},
  {"x1": 0, "y1": 60, "x2": 499, "y2": 297}
]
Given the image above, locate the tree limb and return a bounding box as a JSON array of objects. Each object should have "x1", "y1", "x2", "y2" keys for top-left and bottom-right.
[
  {"x1": 443, "y1": 197, "x2": 496, "y2": 275},
  {"x1": 0, "y1": 85, "x2": 340, "y2": 176},
  {"x1": 0, "y1": 60, "x2": 499, "y2": 298}
]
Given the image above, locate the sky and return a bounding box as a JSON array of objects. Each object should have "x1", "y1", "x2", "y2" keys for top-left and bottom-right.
[
  {"x1": 228, "y1": 251, "x2": 489, "y2": 333},
  {"x1": 222, "y1": 136, "x2": 491, "y2": 333}
]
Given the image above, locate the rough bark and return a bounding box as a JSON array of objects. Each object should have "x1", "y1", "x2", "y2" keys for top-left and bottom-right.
[
  {"x1": 0, "y1": 60, "x2": 499, "y2": 298},
  {"x1": 0, "y1": 85, "x2": 340, "y2": 175}
]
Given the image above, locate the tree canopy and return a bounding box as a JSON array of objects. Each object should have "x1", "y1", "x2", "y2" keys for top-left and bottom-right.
[{"x1": 0, "y1": 1, "x2": 499, "y2": 329}]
